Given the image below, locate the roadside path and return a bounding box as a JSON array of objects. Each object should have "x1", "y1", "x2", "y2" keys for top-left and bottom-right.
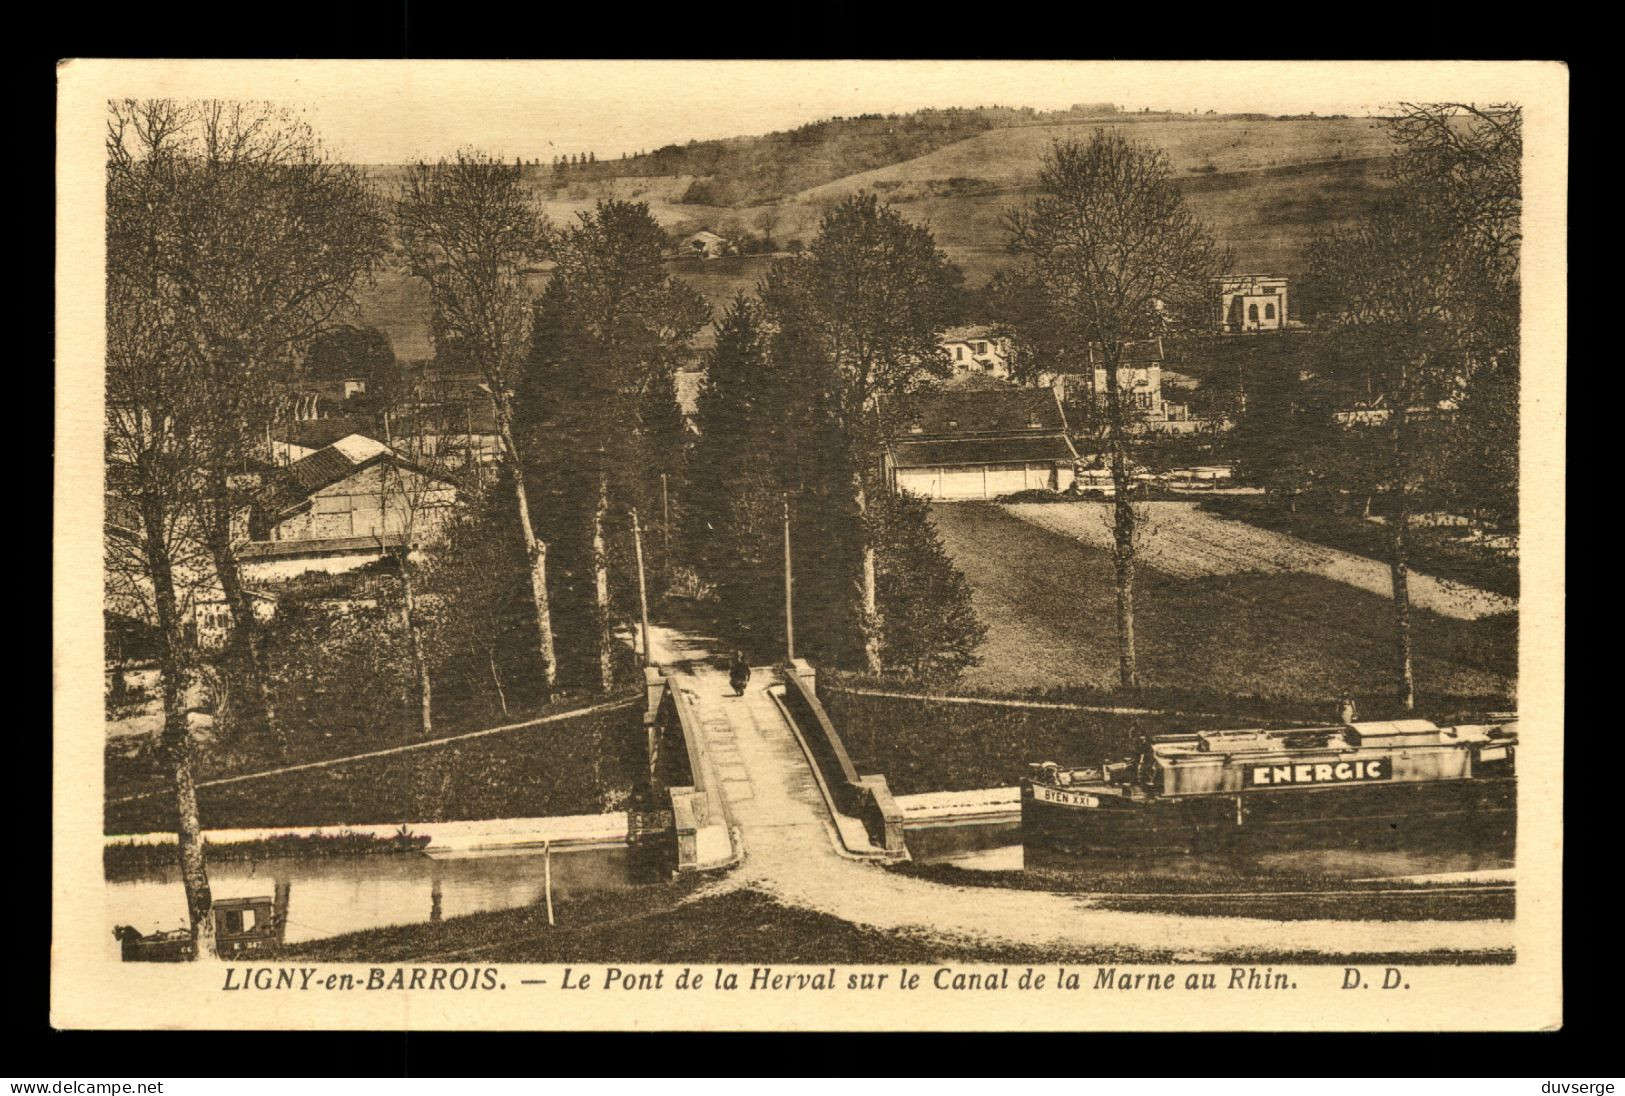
[
  {"x1": 1007, "y1": 501, "x2": 1515, "y2": 621},
  {"x1": 648, "y1": 626, "x2": 1513, "y2": 961}
]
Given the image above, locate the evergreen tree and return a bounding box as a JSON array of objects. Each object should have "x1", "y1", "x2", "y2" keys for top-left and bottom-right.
[
  {"x1": 518, "y1": 200, "x2": 708, "y2": 691},
  {"x1": 870, "y1": 490, "x2": 986, "y2": 683},
  {"x1": 759, "y1": 194, "x2": 962, "y2": 672}
]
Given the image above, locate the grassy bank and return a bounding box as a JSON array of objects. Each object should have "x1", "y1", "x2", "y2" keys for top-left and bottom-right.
[
  {"x1": 105, "y1": 695, "x2": 643, "y2": 835},
  {"x1": 104, "y1": 830, "x2": 430, "y2": 873},
  {"x1": 821, "y1": 673, "x2": 1512, "y2": 798},
  {"x1": 282, "y1": 878, "x2": 1510, "y2": 966},
  {"x1": 824, "y1": 684, "x2": 1243, "y2": 796}
]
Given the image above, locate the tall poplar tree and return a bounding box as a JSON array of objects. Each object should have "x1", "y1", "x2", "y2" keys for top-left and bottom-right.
[{"x1": 396, "y1": 152, "x2": 560, "y2": 691}]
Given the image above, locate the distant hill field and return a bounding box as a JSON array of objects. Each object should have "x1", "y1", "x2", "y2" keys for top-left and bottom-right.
[{"x1": 353, "y1": 112, "x2": 1397, "y2": 358}]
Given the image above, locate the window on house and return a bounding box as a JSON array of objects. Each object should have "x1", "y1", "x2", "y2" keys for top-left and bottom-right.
[
  {"x1": 955, "y1": 346, "x2": 964, "y2": 360},
  {"x1": 976, "y1": 342, "x2": 988, "y2": 354},
  {"x1": 1265, "y1": 303, "x2": 1276, "y2": 320},
  {"x1": 1248, "y1": 303, "x2": 1260, "y2": 323},
  {"x1": 222, "y1": 909, "x2": 244, "y2": 935}
]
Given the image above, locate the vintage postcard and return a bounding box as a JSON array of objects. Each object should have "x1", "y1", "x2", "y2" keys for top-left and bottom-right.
[{"x1": 53, "y1": 59, "x2": 1566, "y2": 1031}]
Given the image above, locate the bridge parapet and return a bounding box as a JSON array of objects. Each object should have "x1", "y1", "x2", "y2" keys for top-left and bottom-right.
[
  {"x1": 654, "y1": 674, "x2": 736, "y2": 872},
  {"x1": 777, "y1": 661, "x2": 908, "y2": 859}
]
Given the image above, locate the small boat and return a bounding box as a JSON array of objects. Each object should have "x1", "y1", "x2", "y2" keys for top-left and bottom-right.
[
  {"x1": 114, "y1": 888, "x2": 289, "y2": 961},
  {"x1": 1022, "y1": 718, "x2": 1517, "y2": 858}
]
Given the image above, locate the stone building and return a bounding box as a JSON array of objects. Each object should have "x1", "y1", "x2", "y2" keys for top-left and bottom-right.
[{"x1": 1216, "y1": 274, "x2": 1289, "y2": 333}]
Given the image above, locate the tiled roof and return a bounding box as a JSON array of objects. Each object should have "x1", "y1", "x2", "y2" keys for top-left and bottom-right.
[
  {"x1": 237, "y1": 534, "x2": 408, "y2": 560},
  {"x1": 884, "y1": 388, "x2": 1065, "y2": 437},
  {"x1": 257, "y1": 435, "x2": 453, "y2": 519},
  {"x1": 940, "y1": 324, "x2": 999, "y2": 343},
  {"x1": 891, "y1": 435, "x2": 1078, "y2": 469}
]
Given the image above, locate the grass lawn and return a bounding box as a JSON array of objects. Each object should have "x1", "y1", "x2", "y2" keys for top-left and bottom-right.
[
  {"x1": 825, "y1": 686, "x2": 1242, "y2": 796},
  {"x1": 890, "y1": 863, "x2": 1514, "y2": 922},
  {"x1": 281, "y1": 877, "x2": 1510, "y2": 966},
  {"x1": 105, "y1": 696, "x2": 643, "y2": 835},
  {"x1": 929, "y1": 502, "x2": 1515, "y2": 708}
]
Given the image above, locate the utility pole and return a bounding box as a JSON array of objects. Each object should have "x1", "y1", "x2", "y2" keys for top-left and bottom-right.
[
  {"x1": 782, "y1": 494, "x2": 795, "y2": 662},
  {"x1": 631, "y1": 507, "x2": 652, "y2": 669},
  {"x1": 660, "y1": 472, "x2": 671, "y2": 588}
]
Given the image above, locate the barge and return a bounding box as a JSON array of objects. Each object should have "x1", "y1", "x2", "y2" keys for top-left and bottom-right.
[
  {"x1": 114, "y1": 887, "x2": 289, "y2": 961},
  {"x1": 1022, "y1": 718, "x2": 1517, "y2": 858}
]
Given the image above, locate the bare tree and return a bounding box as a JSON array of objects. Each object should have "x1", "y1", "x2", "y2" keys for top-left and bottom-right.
[
  {"x1": 108, "y1": 100, "x2": 388, "y2": 754},
  {"x1": 1310, "y1": 104, "x2": 1520, "y2": 711},
  {"x1": 372, "y1": 406, "x2": 459, "y2": 736},
  {"x1": 396, "y1": 153, "x2": 559, "y2": 691},
  {"x1": 105, "y1": 100, "x2": 217, "y2": 957},
  {"x1": 1008, "y1": 131, "x2": 1224, "y2": 689}
]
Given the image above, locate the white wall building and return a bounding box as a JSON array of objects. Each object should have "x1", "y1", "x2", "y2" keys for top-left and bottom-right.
[
  {"x1": 939, "y1": 325, "x2": 1013, "y2": 379},
  {"x1": 1216, "y1": 274, "x2": 1289, "y2": 333}
]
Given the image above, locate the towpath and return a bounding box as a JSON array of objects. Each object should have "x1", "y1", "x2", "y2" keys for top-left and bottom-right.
[{"x1": 647, "y1": 625, "x2": 1514, "y2": 961}]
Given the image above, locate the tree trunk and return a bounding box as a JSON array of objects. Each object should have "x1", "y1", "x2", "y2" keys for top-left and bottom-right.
[
  {"x1": 398, "y1": 554, "x2": 433, "y2": 737},
  {"x1": 495, "y1": 407, "x2": 557, "y2": 692},
  {"x1": 852, "y1": 469, "x2": 882, "y2": 674},
  {"x1": 140, "y1": 497, "x2": 216, "y2": 960},
  {"x1": 1389, "y1": 404, "x2": 1416, "y2": 712},
  {"x1": 487, "y1": 650, "x2": 509, "y2": 717},
  {"x1": 1103, "y1": 349, "x2": 1140, "y2": 690},
  {"x1": 593, "y1": 468, "x2": 614, "y2": 693},
  {"x1": 201, "y1": 481, "x2": 280, "y2": 750}
]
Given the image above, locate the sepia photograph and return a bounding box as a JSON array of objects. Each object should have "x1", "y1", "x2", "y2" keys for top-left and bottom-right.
[{"x1": 53, "y1": 59, "x2": 1566, "y2": 1032}]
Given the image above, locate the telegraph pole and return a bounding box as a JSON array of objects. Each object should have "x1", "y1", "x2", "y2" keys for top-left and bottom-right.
[
  {"x1": 660, "y1": 472, "x2": 671, "y2": 588},
  {"x1": 782, "y1": 494, "x2": 795, "y2": 661},
  {"x1": 631, "y1": 508, "x2": 652, "y2": 669}
]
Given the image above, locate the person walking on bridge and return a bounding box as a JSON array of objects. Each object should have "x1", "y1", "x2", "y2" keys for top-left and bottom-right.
[{"x1": 728, "y1": 650, "x2": 751, "y2": 697}]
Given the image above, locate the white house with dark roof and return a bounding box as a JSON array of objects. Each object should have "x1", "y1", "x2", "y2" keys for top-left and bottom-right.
[
  {"x1": 938, "y1": 324, "x2": 1013, "y2": 379},
  {"x1": 880, "y1": 388, "x2": 1078, "y2": 500},
  {"x1": 1041, "y1": 338, "x2": 1189, "y2": 423},
  {"x1": 679, "y1": 230, "x2": 732, "y2": 259}
]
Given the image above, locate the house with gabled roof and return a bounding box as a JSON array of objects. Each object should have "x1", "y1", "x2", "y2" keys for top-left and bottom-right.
[
  {"x1": 879, "y1": 387, "x2": 1079, "y2": 500},
  {"x1": 236, "y1": 434, "x2": 461, "y2": 581}
]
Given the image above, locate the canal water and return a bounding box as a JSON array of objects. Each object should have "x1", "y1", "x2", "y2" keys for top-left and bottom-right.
[
  {"x1": 107, "y1": 820, "x2": 1513, "y2": 959},
  {"x1": 105, "y1": 845, "x2": 635, "y2": 960}
]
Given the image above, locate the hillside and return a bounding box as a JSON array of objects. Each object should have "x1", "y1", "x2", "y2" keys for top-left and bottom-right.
[{"x1": 353, "y1": 110, "x2": 1397, "y2": 359}]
